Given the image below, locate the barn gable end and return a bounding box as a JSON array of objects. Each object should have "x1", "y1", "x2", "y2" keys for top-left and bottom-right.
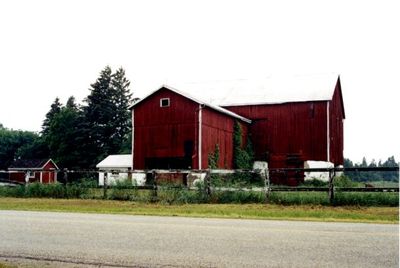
[{"x1": 131, "y1": 86, "x2": 250, "y2": 170}]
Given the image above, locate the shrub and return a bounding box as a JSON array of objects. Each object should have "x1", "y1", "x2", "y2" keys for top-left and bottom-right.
[
  {"x1": 211, "y1": 190, "x2": 265, "y2": 204},
  {"x1": 300, "y1": 178, "x2": 328, "y2": 187},
  {"x1": 334, "y1": 176, "x2": 360, "y2": 187},
  {"x1": 0, "y1": 182, "x2": 89, "y2": 199}
]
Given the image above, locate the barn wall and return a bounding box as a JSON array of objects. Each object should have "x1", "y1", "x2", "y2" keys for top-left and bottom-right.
[
  {"x1": 225, "y1": 101, "x2": 329, "y2": 166},
  {"x1": 201, "y1": 108, "x2": 245, "y2": 169},
  {"x1": 133, "y1": 88, "x2": 198, "y2": 169},
  {"x1": 329, "y1": 80, "x2": 345, "y2": 165}
]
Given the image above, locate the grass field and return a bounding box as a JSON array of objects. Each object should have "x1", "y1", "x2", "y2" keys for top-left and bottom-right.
[{"x1": 0, "y1": 197, "x2": 398, "y2": 224}]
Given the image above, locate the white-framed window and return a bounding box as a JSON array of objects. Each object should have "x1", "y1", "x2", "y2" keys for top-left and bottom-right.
[
  {"x1": 28, "y1": 171, "x2": 35, "y2": 178},
  {"x1": 160, "y1": 98, "x2": 170, "y2": 107}
]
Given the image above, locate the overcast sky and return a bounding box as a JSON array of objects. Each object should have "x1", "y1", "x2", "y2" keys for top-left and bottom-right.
[{"x1": 0, "y1": 0, "x2": 399, "y2": 163}]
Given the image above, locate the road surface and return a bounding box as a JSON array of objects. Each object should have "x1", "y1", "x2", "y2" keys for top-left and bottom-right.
[{"x1": 0, "y1": 210, "x2": 398, "y2": 267}]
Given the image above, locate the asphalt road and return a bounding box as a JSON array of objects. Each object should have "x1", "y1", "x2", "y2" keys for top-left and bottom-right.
[{"x1": 0, "y1": 211, "x2": 398, "y2": 268}]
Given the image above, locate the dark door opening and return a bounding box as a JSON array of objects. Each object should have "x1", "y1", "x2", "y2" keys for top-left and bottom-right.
[{"x1": 145, "y1": 157, "x2": 191, "y2": 169}]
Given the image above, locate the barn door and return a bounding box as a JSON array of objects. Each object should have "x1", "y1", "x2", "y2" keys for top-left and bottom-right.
[
  {"x1": 250, "y1": 119, "x2": 270, "y2": 161},
  {"x1": 184, "y1": 140, "x2": 194, "y2": 168}
]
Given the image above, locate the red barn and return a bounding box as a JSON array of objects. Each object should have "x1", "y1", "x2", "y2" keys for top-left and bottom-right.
[
  {"x1": 131, "y1": 86, "x2": 251, "y2": 170},
  {"x1": 8, "y1": 159, "x2": 59, "y2": 184},
  {"x1": 131, "y1": 74, "x2": 345, "y2": 184}
]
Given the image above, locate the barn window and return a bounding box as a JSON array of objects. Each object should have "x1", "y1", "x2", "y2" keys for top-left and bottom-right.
[{"x1": 160, "y1": 98, "x2": 170, "y2": 107}]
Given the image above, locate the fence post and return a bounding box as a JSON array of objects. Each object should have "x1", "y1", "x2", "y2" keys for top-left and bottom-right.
[
  {"x1": 261, "y1": 168, "x2": 270, "y2": 204},
  {"x1": 103, "y1": 172, "x2": 108, "y2": 199},
  {"x1": 63, "y1": 169, "x2": 68, "y2": 184},
  {"x1": 152, "y1": 170, "x2": 158, "y2": 201},
  {"x1": 24, "y1": 171, "x2": 30, "y2": 185},
  {"x1": 328, "y1": 168, "x2": 335, "y2": 204}
]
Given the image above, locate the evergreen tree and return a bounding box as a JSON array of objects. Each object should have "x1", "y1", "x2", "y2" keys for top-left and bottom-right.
[
  {"x1": 82, "y1": 66, "x2": 114, "y2": 165},
  {"x1": 81, "y1": 66, "x2": 132, "y2": 167},
  {"x1": 41, "y1": 97, "x2": 62, "y2": 136},
  {"x1": 66, "y1": 96, "x2": 78, "y2": 109},
  {"x1": 110, "y1": 67, "x2": 132, "y2": 153},
  {"x1": 46, "y1": 97, "x2": 83, "y2": 169}
]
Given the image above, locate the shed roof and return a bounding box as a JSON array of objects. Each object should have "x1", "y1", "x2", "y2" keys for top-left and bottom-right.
[
  {"x1": 96, "y1": 154, "x2": 132, "y2": 169},
  {"x1": 130, "y1": 85, "x2": 252, "y2": 123},
  {"x1": 8, "y1": 159, "x2": 59, "y2": 170},
  {"x1": 170, "y1": 73, "x2": 340, "y2": 106}
]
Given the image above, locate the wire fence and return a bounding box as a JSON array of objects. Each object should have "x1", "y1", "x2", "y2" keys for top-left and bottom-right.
[{"x1": 0, "y1": 167, "x2": 398, "y2": 204}]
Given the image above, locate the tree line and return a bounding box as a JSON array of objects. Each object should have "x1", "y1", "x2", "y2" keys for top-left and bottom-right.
[
  {"x1": 344, "y1": 156, "x2": 399, "y2": 182},
  {"x1": 0, "y1": 66, "x2": 132, "y2": 170}
]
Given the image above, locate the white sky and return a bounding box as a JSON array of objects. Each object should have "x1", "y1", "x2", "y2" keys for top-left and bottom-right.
[{"x1": 0, "y1": 0, "x2": 399, "y2": 164}]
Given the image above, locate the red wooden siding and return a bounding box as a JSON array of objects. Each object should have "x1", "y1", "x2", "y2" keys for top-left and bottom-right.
[
  {"x1": 133, "y1": 88, "x2": 199, "y2": 169},
  {"x1": 224, "y1": 78, "x2": 345, "y2": 171},
  {"x1": 132, "y1": 78, "x2": 344, "y2": 185},
  {"x1": 8, "y1": 160, "x2": 58, "y2": 184},
  {"x1": 201, "y1": 108, "x2": 248, "y2": 169},
  {"x1": 133, "y1": 87, "x2": 249, "y2": 170},
  {"x1": 225, "y1": 101, "x2": 328, "y2": 165},
  {"x1": 9, "y1": 172, "x2": 39, "y2": 183},
  {"x1": 329, "y1": 79, "x2": 345, "y2": 165},
  {"x1": 41, "y1": 161, "x2": 57, "y2": 183}
]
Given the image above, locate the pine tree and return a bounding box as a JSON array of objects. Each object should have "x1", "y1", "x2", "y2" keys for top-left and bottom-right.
[
  {"x1": 110, "y1": 67, "x2": 132, "y2": 153},
  {"x1": 42, "y1": 97, "x2": 62, "y2": 136},
  {"x1": 81, "y1": 66, "x2": 132, "y2": 167},
  {"x1": 47, "y1": 100, "x2": 82, "y2": 169},
  {"x1": 82, "y1": 66, "x2": 115, "y2": 166},
  {"x1": 66, "y1": 96, "x2": 78, "y2": 109}
]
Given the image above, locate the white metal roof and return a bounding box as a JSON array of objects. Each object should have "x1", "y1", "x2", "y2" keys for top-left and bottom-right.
[
  {"x1": 171, "y1": 73, "x2": 339, "y2": 106},
  {"x1": 96, "y1": 154, "x2": 132, "y2": 169},
  {"x1": 131, "y1": 85, "x2": 252, "y2": 123}
]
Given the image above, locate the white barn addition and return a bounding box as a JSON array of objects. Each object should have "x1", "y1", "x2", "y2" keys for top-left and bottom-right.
[{"x1": 96, "y1": 154, "x2": 133, "y2": 186}]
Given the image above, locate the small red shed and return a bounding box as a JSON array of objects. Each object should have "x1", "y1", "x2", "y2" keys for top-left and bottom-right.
[
  {"x1": 130, "y1": 86, "x2": 251, "y2": 170},
  {"x1": 8, "y1": 159, "x2": 59, "y2": 184}
]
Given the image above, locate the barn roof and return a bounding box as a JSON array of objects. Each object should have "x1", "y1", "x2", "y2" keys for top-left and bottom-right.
[
  {"x1": 130, "y1": 85, "x2": 252, "y2": 124},
  {"x1": 96, "y1": 154, "x2": 132, "y2": 169},
  {"x1": 171, "y1": 73, "x2": 340, "y2": 106},
  {"x1": 8, "y1": 159, "x2": 59, "y2": 170}
]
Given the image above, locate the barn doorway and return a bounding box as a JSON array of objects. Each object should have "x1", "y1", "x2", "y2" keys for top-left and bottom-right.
[
  {"x1": 145, "y1": 140, "x2": 194, "y2": 169},
  {"x1": 145, "y1": 157, "x2": 191, "y2": 169}
]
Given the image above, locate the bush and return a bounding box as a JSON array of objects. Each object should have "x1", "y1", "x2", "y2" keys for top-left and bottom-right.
[
  {"x1": 334, "y1": 176, "x2": 360, "y2": 187},
  {"x1": 210, "y1": 173, "x2": 264, "y2": 188},
  {"x1": 0, "y1": 182, "x2": 89, "y2": 199},
  {"x1": 211, "y1": 190, "x2": 265, "y2": 204},
  {"x1": 107, "y1": 179, "x2": 138, "y2": 201},
  {"x1": 157, "y1": 184, "x2": 209, "y2": 204},
  {"x1": 300, "y1": 178, "x2": 328, "y2": 187}
]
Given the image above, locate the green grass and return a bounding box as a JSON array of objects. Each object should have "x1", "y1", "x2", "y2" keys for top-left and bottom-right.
[
  {"x1": 368, "y1": 181, "x2": 399, "y2": 187},
  {"x1": 0, "y1": 262, "x2": 17, "y2": 268},
  {"x1": 0, "y1": 197, "x2": 398, "y2": 224}
]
